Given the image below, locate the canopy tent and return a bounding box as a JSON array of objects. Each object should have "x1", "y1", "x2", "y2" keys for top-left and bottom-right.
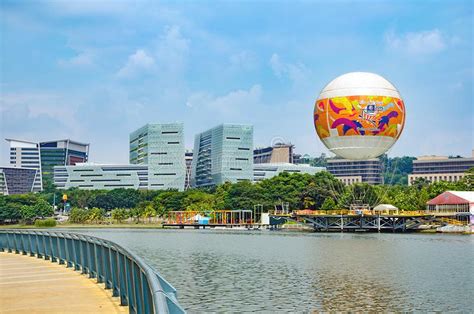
[{"x1": 372, "y1": 204, "x2": 399, "y2": 214}]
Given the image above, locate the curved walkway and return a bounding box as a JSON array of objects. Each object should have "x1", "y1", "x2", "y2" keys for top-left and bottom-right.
[{"x1": 0, "y1": 252, "x2": 127, "y2": 313}]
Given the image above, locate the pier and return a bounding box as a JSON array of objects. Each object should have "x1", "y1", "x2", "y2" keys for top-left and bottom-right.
[
  {"x1": 270, "y1": 210, "x2": 469, "y2": 232},
  {"x1": 0, "y1": 231, "x2": 185, "y2": 314}
]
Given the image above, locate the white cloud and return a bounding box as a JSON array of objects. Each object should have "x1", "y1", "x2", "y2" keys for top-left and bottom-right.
[
  {"x1": 385, "y1": 29, "x2": 447, "y2": 55},
  {"x1": 58, "y1": 51, "x2": 94, "y2": 67},
  {"x1": 186, "y1": 84, "x2": 263, "y2": 117},
  {"x1": 269, "y1": 53, "x2": 312, "y2": 88},
  {"x1": 116, "y1": 49, "x2": 155, "y2": 79},
  {"x1": 154, "y1": 25, "x2": 190, "y2": 77}
]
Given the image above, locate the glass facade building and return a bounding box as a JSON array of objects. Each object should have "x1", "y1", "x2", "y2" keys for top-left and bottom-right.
[
  {"x1": 6, "y1": 138, "x2": 89, "y2": 191},
  {"x1": 130, "y1": 123, "x2": 185, "y2": 191},
  {"x1": 191, "y1": 124, "x2": 253, "y2": 187},
  {"x1": 39, "y1": 140, "x2": 89, "y2": 180},
  {"x1": 0, "y1": 167, "x2": 39, "y2": 195},
  {"x1": 326, "y1": 158, "x2": 383, "y2": 185}
]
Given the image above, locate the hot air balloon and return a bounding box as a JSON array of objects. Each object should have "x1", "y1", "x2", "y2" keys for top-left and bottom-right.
[{"x1": 314, "y1": 72, "x2": 405, "y2": 160}]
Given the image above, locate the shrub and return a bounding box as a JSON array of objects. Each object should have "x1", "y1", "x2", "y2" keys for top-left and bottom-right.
[{"x1": 34, "y1": 218, "x2": 57, "y2": 228}]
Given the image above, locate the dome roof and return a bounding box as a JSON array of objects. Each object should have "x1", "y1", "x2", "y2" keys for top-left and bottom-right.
[{"x1": 318, "y1": 72, "x2": 401, "y2": 99}]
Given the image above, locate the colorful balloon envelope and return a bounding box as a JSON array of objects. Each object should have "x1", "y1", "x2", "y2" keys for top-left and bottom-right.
[{"x1": 314, "y1": 72, "x2": 405, "y2": 160}]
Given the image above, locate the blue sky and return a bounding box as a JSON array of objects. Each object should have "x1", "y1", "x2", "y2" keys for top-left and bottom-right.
[{"x1": 0, "y1": 0, "x2": 472, "y2": 164}]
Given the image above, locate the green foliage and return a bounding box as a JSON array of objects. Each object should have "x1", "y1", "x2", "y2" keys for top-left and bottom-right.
[
  {"x1": 34, "y1": 218, "x2": 57, "y2": 227},
  {"x1": 111, "y1": 208, "x2": 130, "y2": 223},
  {"x1": 88, "y1": 207, "x2": 105, "y2": 223},
  {"x1": 380, "y1": 155, "x2": 417, "y2": 185},
  {"x1": 68, "y1": 208, "x2": 90, "y2": 223},
  {"x1": 320, "y1": 197, "x2": 336, "y2": 210}
]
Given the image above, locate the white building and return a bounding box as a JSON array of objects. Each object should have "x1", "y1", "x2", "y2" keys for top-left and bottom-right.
[{"x1": 253, "y1": 163, "x2": 325, "y2": 182}]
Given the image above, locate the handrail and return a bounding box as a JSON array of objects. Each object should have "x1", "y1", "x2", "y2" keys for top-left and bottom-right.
[{"x1": 0, "y1": 230, "x2": 185, "y2": 314}]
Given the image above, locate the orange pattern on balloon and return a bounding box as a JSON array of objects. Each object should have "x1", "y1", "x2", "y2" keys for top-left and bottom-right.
[{"x1": 314, "y1": 95, "x2": 405, "y2": 139}]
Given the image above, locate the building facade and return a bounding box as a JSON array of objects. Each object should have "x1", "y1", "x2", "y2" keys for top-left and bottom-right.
[
  {"x1": 129, "y1": 123, "x2": 185, "y2": 191},
  {"x1": 0, "y1": 167, "x2": 39, "y2": 195},
  {"x1": 253, "y1": 163, "x2": 325, "y2": 182},
  {"x1": 184, "y1": 151, "x2": 193, "y2": 190},
  {"x1": 54, "y1": 164, "x2": 149, "y2": 190},
  {"x1": 408, "y1": 153, "x2": 474, "y2": 185},
  {"x1": 6, "y1": 138, "x2": 89, "y2": 191},
  {"x1": 191, "y1": 124, "x2": 253, "y2": 187},
  {"x1": 254, "y1": 143, "x2": 294, "y2": 164},
  {"x1": 39, "y1": 140, "x2": 89, "y2": 180},
  {"x1": 6, "y1": 139, "x2": 42, "y2": 191},
  {"x1": 327, "y1": 158, "x2": 383, "y2": 185}
]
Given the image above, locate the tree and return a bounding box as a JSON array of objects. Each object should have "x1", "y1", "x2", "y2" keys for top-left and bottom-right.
[
  {"x1": 88, "y1": 208, "x2": 104, "y2": 223},
  {"x1": 320, "y1": 197, "x2": 337, "y2": 210},
  {"x1": 141, "y1": 204, "x2": 156, "y2": 223},
  {"x1": 111, "y1": 208, "x2": 129, "y2": 223},
  {"x1": 153, "y1": 191, "x2": 185, "y2": 216},
  {"x1": 33, "y1": 199, "x2": 53, "y2": 218},
  {"x1": 69, "y1": 208, "x2": 89, "y2": 223},
  {"x1": 182, "y1": 190, "x2": 216, "y2": 212},
  {"x1": 20, "y1": 205, "x2": 37, "y2": 224}
]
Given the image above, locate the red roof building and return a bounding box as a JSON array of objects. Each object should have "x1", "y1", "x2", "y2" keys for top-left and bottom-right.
[{"x1": 426, "y1": 191, "x2": 474, "y2": 214}]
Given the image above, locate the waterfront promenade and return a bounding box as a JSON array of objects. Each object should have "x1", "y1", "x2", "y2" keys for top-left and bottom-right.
[{"x1": 0, "y1": 252, "x2": 126, "y2": 313}]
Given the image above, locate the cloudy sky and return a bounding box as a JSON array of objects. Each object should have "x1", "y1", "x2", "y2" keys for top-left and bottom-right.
[{"x1": 0, "y1": 0, "x2": 472, "y2": 164}]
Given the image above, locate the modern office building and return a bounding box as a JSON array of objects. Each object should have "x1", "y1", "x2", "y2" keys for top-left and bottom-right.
[
  {"x1": 254, "y1": 143, "x2": 294, "y2": 164},
  {"x1": 327, "y1": 158, "x2": 383, "y2": 185},
  {"x1": 129, "y1": 123, "x2": 185, "y2": 191},
  {"x1": 191, "y1": 124, "x2": 253, "y2": 187},
  {"x1": 6, "y1": 139, "x2": 42, "y2": 191},
  {"x1": 39, "y1": 140, "x2": 89, "y2": 180},
  {"x1": 408, "y1": 152, "x2": 474, "y2": 185},
  {"x1": 54, "y1": 164, "x2": 149, "y2": 190},
  {"x1": 0, "y1": 167, "x2": 39, "y2": 195},
  {"x1": 6, "y1": 138, "x2": 89, "y2": 191},
  {"x1": 253, "y1": 163, "x2": 325, "y2": 182},
  {"x1": 184, "y1": 151, "x2": 193, "y2": 190}
]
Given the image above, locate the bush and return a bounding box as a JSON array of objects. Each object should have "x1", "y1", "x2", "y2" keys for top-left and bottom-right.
[
  {"x1": 34, "y1": 218, "x2": 57, "y2": 228},
  {"x1": 68, "y1": 208, "x2": 89, "y2": 224}
]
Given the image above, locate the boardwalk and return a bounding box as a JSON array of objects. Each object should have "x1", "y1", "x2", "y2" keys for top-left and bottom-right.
[{"x1": 0, "y1": 252, "x2": 127, "y2": 313}]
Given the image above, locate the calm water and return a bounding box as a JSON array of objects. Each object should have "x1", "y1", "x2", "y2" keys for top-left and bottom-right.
[{"x1": 73, "y1": 229, "x2": 473, "y2": 312}]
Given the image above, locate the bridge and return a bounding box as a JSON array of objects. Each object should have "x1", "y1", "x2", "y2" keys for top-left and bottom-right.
[
  {"x1": 0, "y1": 230, "x2": 185, "y2": 314},
  {"x1": 270, "y1": 210, "x2": 469, "y2": 232}
]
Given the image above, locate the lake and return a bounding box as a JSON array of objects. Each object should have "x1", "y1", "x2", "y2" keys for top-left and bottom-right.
[{"x1": 73, "y1": 229, "x2": 473, "y2": 312}]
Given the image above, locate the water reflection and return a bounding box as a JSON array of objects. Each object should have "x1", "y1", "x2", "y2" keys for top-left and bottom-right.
[{"x1": 75, "y1": 229, "x2": 473, "y2": 312}]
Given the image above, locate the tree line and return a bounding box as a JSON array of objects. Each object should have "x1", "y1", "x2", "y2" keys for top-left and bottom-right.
[{"x1": 0, "y1": 168, "x2": 472, "y2": 224}]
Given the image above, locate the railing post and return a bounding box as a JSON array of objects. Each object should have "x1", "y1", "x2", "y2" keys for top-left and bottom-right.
[{"x1": 118, "y1": 252, "x2": 128, "y2": 306}]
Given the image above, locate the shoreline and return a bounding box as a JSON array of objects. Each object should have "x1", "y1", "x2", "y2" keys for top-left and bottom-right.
[{"x1": 0, "y1": 223, "x2": 471, "y2": 234}]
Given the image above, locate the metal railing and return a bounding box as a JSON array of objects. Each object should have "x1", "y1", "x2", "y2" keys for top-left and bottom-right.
[{"x1": 0, "y1": 230, "x2": 185, "y2": 314}]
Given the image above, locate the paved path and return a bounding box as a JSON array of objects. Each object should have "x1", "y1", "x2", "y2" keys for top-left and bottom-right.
[{"x1": 0, "y1": 252, "x2": 127, "y2": 313}]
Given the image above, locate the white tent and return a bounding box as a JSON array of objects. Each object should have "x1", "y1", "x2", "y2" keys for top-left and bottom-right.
[
  {"x1": 373, "y1": 204, "x2": 399, "y2": 214},
  {"x1": 373, "y1": 204, "x2": 398, "y2": 211}
]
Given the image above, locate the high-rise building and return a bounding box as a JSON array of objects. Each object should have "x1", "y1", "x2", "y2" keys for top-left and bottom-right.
[
  {"x1": 6, "y1": 139, "x2": 42, "y2": 191},
  {"x1": 129, "y1": 123, "x2": 185, "y2": 191},
  {"x1": 0, "y1": 167, "x2": 40, "y2": 195},
  {"x1": 191, "y1": 124, "x2": 253, "y2": 187},
  {"x1": 6, "y1": 138, "x2": 89, "y2": 191},
  {"x1": 184, "y1": 151, "x2": 193, "y2": 190},
  {"x1": 408, "y1": 152, "x2": 474, "y2": 185},
  {"x1": 254, "y1": 143, "x2": 294, "y2": 164},
  {"x1": 326, "y1": 158, "x2": 383, "y2": 185},
  {"x1": 39, "y1": 139, "x2": 89, "y2": 180},
  {"x1": 253, "y1": 163, "x2": 325, "y2": 182}
]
